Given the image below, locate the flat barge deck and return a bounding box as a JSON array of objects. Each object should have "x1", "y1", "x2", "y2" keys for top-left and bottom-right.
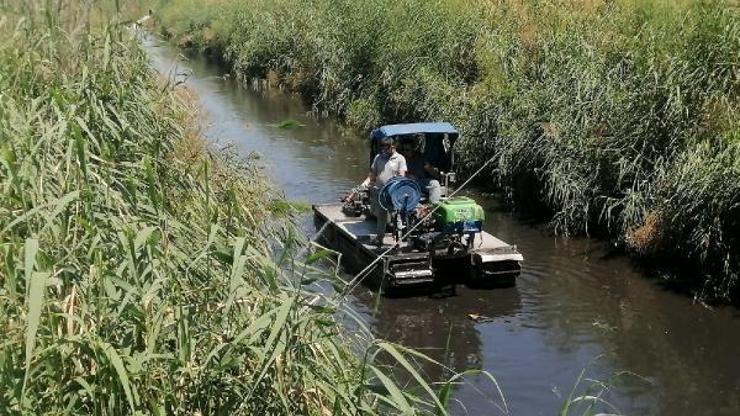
[{"x1": 313, "y1": 203, "x2": 523, "y2": 292}]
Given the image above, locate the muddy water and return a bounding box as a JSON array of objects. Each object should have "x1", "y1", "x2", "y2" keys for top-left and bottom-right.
[{"x1": 145, "y1": 38, "x2": 740, "y2": 416}]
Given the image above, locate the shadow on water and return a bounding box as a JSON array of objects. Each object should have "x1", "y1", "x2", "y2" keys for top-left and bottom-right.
[{"x1": 144, "y1": 36, "x2": 740, "y2": 416}]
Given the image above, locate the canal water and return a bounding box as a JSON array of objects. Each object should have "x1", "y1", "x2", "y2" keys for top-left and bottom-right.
[{"x1": 144, "y1": 37, "x2": 740, "y2": 416}]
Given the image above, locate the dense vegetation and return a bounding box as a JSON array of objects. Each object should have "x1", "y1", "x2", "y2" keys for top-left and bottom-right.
[
  {"x1": 153, "y1": 0, "x2": 739, "y2": 303},
  {"x1": 0, "y1": 2, "x2": 471, "y2": 414}
]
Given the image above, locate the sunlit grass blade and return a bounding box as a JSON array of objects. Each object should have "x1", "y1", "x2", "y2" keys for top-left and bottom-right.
[
  {"x1": 370, "y1": 365, "x2": 413, "y2": 413},
  {"x1": 375, "y1": 341, "x2": 446, "y2": 413},
  {"x1": 22, "y1": 270, "x2": 48, "y2": 398},
  {"x1": 99, "y1": 341, "x2": 137, "y2": 411}
]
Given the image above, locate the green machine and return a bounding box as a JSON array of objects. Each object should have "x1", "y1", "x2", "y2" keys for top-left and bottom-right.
[{"x1": 434, "y1": 197, "x2": 485, "y2": 233}]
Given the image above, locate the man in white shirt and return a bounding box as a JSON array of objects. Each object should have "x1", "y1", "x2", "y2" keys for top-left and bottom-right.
[{"x1": 361, "y1": 137, "x2": 407, "y2": 246}]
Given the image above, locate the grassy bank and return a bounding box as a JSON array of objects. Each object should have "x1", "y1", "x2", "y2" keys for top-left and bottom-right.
[
  {"x1": 0, "y1": 2, "x2": 468, "y2": 414},
  {"x1": 153, "y1": 0, "x2": 739, "y2": 303}
]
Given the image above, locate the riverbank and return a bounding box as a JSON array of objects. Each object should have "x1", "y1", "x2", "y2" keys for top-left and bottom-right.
[
  {"x1": 0, "y1": 2, "x2": 455, "y2": 413},
  {"x1": 151, "y1": 0, "x2": 739, "y2": 304}
]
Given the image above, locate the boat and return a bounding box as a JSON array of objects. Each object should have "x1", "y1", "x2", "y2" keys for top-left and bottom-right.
[{"x1": 313, "y1": 122, "x2": 523, "y2": 293}]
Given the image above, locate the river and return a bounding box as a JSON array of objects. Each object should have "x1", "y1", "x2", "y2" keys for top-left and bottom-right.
[{"x1": 144, "y1": 36, "x2": 740, "y2": 416}]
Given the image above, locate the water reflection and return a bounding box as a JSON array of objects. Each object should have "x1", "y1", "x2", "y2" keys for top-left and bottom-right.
[{"x1": 363, "y1": 287, "x2": 521, "y2": 372}]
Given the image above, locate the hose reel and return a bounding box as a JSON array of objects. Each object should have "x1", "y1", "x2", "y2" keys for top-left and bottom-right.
[
  {"x1": 378, "y1": 177, "x2": 421, "y2": 213},
  {"x1": 378, "y1": 177, "x2": 421, "y2": 243}
]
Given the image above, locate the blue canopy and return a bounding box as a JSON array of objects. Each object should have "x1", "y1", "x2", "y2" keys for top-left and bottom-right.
[{"x1": 369, "y1": 122, "x2": 458, "y2": 141}]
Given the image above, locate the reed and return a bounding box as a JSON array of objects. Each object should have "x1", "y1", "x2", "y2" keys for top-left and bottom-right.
[
  {"x1": 153, "y1": 0, "x2": 740, "y2": 303},
  {"x1": 0, "y1": 1, "x2": 475, "y2": 413}
]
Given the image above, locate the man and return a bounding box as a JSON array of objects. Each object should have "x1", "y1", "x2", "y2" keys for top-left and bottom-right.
[
  {"x1": 361, "y1": 137, "x2": 407, "y2": 246},
  {"x1": 398, "y1": 139, "x2": 442, "y2": 204}
]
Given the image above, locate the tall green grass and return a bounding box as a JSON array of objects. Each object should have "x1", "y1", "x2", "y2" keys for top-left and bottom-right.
[
  {"x1": 0, "y1": 1, "x2": 476, "y2": 413},
  {"x1": 153, "y1": 0, "x2": 740, "y2": 303}
]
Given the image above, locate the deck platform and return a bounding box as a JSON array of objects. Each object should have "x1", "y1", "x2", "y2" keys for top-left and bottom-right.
[
  {"x1": 313, "y1": 203, "x2": 522, "y2": 290},
  {"x1": 315, "y1": 204, "x2": 521, "y2": 256}
]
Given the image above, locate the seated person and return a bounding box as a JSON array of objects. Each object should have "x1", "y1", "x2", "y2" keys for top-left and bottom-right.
[{"x1": 398, "y1": 138, "x2": 442, "y2": 203}]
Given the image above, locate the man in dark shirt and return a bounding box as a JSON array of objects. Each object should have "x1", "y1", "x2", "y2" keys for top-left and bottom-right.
[{"x1": 398, "y1": 139, "x2": 442, "y2": 203}]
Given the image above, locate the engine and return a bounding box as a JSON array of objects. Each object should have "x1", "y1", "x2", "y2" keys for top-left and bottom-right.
[
  {"x1": 433, "y1": 196, "x2": 485, "y2": 234},
  {"x1": 410, "y1": 196, "x2": 485, "y2": 256}
]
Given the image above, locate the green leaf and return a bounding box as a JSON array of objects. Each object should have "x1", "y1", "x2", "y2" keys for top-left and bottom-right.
[
  {"x1": 134, "y1": 226, "x2": 158, "y2": 250},
  {"x1": 369, "y1": 365, "x2": 413, "y2": 414},
  {"x1": 99, "y1": 341, "x2": 137, "y2": 411},
  {"x1": 436, "y1": 382, "x2": 452, "y2": 416},
  {"x1": 376, "y1": 341, "x2": 446, "y2": 413},
  {"x1": 305, "y1": 248, "x2": 331, "y2": 265},
  {"x1": 225, "y1": 237, "x2": 247, "y2": 314},
  {"x1": 2, "y1": 191, "x2": 79, "y2": 235},
  {"x1": 248, "y1": 296, "x2": 295, "y2": 398},
  {"x1": 22, "y1": 270, "x2": 49, "y2": 399},
  {"x1": 23, "y1": 239, "x2": 38, "y2": 296},
  {"x1": 40, "y1": 190, "x2": 80, "y2": 234},
  {"x1": 204, "y1": 306, "x2": 277, "y2": 365},
  {"x1": 74, "y1": 377, "x2": 96, "y2": 399}
]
